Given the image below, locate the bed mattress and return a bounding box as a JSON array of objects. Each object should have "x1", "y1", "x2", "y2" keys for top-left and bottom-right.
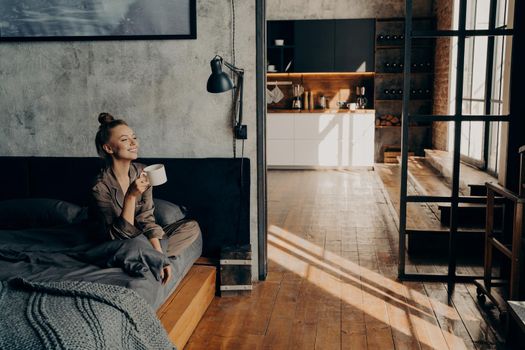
[{"x1": 0, "y1": 223, "x2": 202, "y2": 309}]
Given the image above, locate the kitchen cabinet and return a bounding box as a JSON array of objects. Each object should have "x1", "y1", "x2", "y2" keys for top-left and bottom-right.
[
  {"x1": 294, "y1": 20, "x2": 334, "y2": 72},
  {"x1": 334, "y1": 19, "x2": 375, "y2": 72},
  {"x1": 267, "y1": 140, "x2": 294, "y2": 166},
  {"x1": 266, "y1": 113, "x2": 294, "y2": 139},
  {"x1": 269, "y1": 19, "x2": 375, "y2": 72},
  {"x1": 267, "y1": 112, "x2": 375, "y2": 168}
]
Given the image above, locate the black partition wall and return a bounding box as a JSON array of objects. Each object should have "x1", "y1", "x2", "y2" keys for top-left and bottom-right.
[{"x1": 398, "y1": 0, "x2": 515, "y2": 284}]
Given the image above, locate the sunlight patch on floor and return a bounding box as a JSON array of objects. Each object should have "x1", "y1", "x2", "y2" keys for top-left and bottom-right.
[{"x1": 268, "y1": 224, "x2": 473, "y2": 350}]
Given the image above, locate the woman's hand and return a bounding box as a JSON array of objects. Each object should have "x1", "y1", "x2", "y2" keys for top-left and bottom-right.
[
  {"x1": 127, "y1": 172, "x2": 150, "y2": 198},
  {"x1": 148, "y1": 238, "x2": 171, "y2": 284},
  {"x1": 160, "y1": 265, "x2": 173, "y2": 285}
]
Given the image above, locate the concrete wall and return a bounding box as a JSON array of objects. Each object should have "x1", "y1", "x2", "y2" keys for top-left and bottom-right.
[
  {"x1": 267, "y1": 0, "x2": 433, "y2": 20},
  {"x1": 432, "y1": 0, "x2": 453, "y2": 151},
  {"x1": 0, "y1": 1, "x2": 259, "y2": 276}
]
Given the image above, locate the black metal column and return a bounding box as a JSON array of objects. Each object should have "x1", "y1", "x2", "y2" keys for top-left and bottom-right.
[
  {"x1": 398, "y1": 0, "x2": 413, "y2": 279},
  {"x1": 482, "y1": 0, "x2": 498, "y2": 170},
  {"x1": 256, "y1": 0, "x2": 268, "y2": 280},
  {"x1": 448, "y1": 0, "x2": 467, "y2": 286}
]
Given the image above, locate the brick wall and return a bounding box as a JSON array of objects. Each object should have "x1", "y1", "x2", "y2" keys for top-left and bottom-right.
[{"x1": 432, "y1": 0, "x2": 454, "y2": 151}]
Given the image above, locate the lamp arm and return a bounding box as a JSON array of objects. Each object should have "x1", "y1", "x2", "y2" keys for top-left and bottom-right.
[
  {"x1": 223, "y1": 61, "x2": 244, "y2": 75},
  {"x1": 213, "y1": 54, "x2": 244, "y2": 75},
  {"x1": 236, "y1": 71, "x2": 244, "y2": 127}
]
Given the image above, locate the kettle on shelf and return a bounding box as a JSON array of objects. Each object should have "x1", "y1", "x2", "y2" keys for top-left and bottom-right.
[
  {"x1": 292, "y1": 84, "x2": 304, "y2": 110},
  {"x1": 356, "y1": 86, "x2": 368, "y2": 109}
]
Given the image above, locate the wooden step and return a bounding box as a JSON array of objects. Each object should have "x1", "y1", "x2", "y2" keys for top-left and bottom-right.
[
  {"x1": 438, "y1": 203, "x2": 487, "y2": 228},
  {"x1": 438, "y1": 201, "x2": 505, "y2": 228},
  {"x1": 424, "y1": 149, "x2": 497, "y2": 194},
  {"x1": 157, "y1": 265, "x2": 216, "y2": 349},
  {"x1": 468, "y1": 184, "x2": 487, "y2": 196},
  {"x1": 407, "y1": 229, "x2": 485, "y2": 256}
]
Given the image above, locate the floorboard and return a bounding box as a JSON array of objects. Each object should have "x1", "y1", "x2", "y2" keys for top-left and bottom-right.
[{"x1": 186, "y1": 169, "x2": 502, "y2": 349}]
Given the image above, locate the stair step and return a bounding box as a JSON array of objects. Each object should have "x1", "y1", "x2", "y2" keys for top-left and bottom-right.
[
  {"x1": 439, "y1": 203, "x2": 485, "y2": 227},
  {"x1": 407, "y1": 229, "x2": 485, "y2": 256},
  {"x1": 468, "y1": 184, "x2": 487, "y2": 196},
  {"x1": 438, "y1": 202, "x2": 504, "y2": 228}
]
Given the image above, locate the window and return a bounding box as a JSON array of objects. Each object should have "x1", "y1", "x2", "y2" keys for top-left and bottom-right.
[{"x1": 453, "y1": 0, "x2": 512, "y2": 174}]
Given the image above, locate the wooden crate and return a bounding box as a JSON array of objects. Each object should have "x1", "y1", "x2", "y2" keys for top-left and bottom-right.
[{"x1": 220, "y1": 244, "x2": 252, "y2": 296}]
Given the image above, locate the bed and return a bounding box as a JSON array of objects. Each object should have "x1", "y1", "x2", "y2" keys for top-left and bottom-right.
[
  {"x1": 0, "y1": 156, "x2": 250, "y2": 349},
  {"x1": 0, "y1": 219, "x2": 203, "y2": 309}
]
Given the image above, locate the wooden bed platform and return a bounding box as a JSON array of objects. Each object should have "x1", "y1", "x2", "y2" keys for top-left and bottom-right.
[{"x1": 156, "y1": 265, "x2": 216, "y2": 349}]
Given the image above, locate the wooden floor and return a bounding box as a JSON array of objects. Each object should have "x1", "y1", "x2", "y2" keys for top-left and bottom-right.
[{"x1": 185, "y1": 169, "x2": 502, "y2": 349}]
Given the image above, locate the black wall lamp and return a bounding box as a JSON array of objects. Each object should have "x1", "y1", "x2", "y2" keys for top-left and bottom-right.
[
  {"x1": 206, "y1": 55, "x2": 247, "y2": 140},
  {"x1": 207, "y1": 54, "x2": 252, "y2": 295}
]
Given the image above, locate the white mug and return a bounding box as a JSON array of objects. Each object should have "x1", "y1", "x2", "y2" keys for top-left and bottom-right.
[
  {"x1": 349, "y1": 103, "x2": 357, "y2": 111},
  {"x1": 267, "y1": 64, "x2": 276, "y2": 71},
  {"x1": 274, "y1": 39, "x2": 284, "y2": 46},
  {"x1": 144, "y1": 164, "x2": 167, "y2": 186}
]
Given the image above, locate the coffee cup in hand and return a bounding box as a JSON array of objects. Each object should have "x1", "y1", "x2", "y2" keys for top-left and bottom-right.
[{"x1": 144, "y1": 164, "x2": 167, "y2": 186}]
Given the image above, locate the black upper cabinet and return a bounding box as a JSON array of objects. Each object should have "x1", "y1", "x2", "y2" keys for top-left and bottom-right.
[
  {"x1": 268, "y1": 19, "x2": 375, "y2": 72},
  {"x1": 334, "y1": 19, "x2": 375, "y2": 72},
  {"x1": 294, "y1": 20, "x2": 335, "y2": 72}
]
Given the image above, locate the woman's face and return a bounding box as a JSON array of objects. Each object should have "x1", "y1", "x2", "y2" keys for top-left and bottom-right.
[{"x1": 103, "y1": 124, "x2": 139, "y2": 161}]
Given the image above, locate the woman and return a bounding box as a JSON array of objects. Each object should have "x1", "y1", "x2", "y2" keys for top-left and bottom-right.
[{"x1": 91, "y1": 112, "x2": 201, "y2": 285}]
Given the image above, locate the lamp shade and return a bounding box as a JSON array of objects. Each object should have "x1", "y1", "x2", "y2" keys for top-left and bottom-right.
[{"x1": 207, "y1": 57, "x2": 234, "y2": 93}]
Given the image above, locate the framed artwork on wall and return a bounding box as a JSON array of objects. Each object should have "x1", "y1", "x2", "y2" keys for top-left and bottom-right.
[{"x1": 0, "y1": 0, "x2": 196, "y2": 41}]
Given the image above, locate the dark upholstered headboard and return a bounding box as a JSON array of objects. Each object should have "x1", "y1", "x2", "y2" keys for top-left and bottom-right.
[{"x1": 0, "y1": 157, "x2": 250, "y2": 257}]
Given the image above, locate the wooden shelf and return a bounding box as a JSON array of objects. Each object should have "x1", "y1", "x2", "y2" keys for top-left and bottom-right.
[
  {"x1": 268, "y1": 109, "x2": 375, "y2": 114},
  {"x1": 375, "y1": 124, "x2": 431, "y2": 129},
  {"x1": 375, "y1": 99, "x2": 432, "y2": 102},
  {"x1": 375, "y1": 72, "x2": 434, "y2": 76},
  {"x1": 375, "y1": 44, "x2": 434, "y2": 50},
  {"x1": 267, "y1": 72, "x2": 375, "y2": 77}
]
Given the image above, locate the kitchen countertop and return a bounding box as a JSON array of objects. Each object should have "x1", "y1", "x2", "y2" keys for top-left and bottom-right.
[{"x1": 268, "y1": 109, "x2": 375, "y2": 114}]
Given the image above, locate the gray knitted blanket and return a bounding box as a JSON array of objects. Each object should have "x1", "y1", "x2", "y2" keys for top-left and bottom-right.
[{"x1": 0, "y1": 278, "x2": 176, "y2": 350}]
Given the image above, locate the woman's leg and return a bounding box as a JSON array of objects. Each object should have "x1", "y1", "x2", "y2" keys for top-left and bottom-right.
[{"x1": 163, "y1": 219, "x2": 201, "y2": 257}]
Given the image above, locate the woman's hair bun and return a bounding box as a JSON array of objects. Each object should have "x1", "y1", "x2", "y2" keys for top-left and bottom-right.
[{"x1": 98, "y1": 112, "x2": 114, "y2": 125}]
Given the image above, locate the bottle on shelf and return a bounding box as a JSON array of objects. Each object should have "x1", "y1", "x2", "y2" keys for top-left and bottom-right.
[{"x1": 304, "y1": 91, "x2": 310, "y2": 110}]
